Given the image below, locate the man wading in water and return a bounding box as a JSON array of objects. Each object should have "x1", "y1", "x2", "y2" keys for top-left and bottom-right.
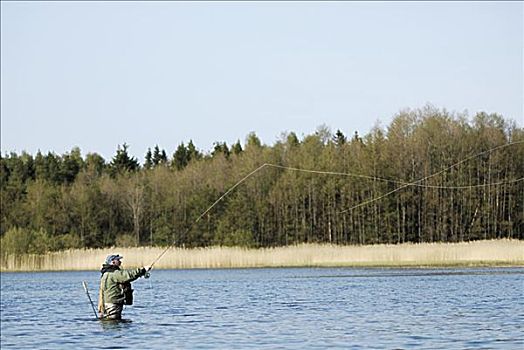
[{"x1": 98, "y1": 254, "x2": 148, "y2": 320}]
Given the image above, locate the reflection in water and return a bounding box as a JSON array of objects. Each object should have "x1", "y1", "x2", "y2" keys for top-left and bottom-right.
[{"x1": 99, "y1": 318, "x2": 133, "y2": 331}]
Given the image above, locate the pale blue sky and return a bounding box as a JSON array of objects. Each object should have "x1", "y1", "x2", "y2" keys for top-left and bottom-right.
[{"x1": 1, "y1": 1, "x2": 523, "y2": 162}]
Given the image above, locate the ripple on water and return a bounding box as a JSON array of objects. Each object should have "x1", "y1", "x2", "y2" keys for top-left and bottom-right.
[{"x1": 1, "y1": 267, "x2": 523, "y2": 349}]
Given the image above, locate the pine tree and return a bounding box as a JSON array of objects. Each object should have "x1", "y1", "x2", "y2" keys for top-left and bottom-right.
[
  {"x1": 333, "y1": 129, "x2": 347, "y2": 147},
  {"x1": 144, "y1": 148, "x2": 153, "y2": 169},
  {"x1": 160, "y1": 150, "x2": 168, "y2": 164},
  {"x1": 110, "y1": 143, "x2": 139, "y2": 175},
  {"x1": 232, "y1": 140, "x2": 243, "y2": 155},
  {"x1": 152, "y1": 145, "x2": 161, "y2": 166},
  {"x1": 187, "y1": 140, "x2": 202, "y2": 162},
  {"x1": 287, "y1": 132, "x2": 300, "y2": 147},
  {"x1": 212, "y1": 142, "x2": 230, "y2": 159},
  {"x1": 245, "y1": 132, "x2": 262, "y2": 149},
  {"x1": 60, "y1": 147, "x2": 83, "y2": 184},
  {"x1": 173, "y1": 143, "x2": 189, "y2": 170}
]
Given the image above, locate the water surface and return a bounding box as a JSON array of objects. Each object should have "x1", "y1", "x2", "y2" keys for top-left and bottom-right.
[{"x1": 1, "y1": 267, "x2": 523, "y2": 349}]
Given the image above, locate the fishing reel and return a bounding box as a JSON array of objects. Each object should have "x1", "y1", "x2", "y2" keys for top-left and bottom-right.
[{"x1": 142, "y1": 266, "x2": 152, "y2": 279}]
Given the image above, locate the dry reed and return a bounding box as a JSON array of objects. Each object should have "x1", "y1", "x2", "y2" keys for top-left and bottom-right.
[{"x1": 1, "y1": 239, "x2": 523, "y2": 272}]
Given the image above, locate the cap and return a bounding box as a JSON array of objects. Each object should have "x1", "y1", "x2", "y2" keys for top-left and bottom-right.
[{"x1": 105, "y1": 254, "x2": 123, "y2": 265}]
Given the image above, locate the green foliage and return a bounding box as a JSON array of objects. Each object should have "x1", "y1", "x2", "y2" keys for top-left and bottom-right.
[
  {"x1": 212, "y1": 142, "x2": 230, "y2": 159},
  {"x1": 286, "y1": 132, "x2": 300, "y2": 147},
  {"x1": 35, "y1": 152, "x2": 61, "y2": 183},
  {"x1": 149, "y1": 224, "x2": 172, "y2": 246},
  {"x1": 214, "y1": 190, "x2": 256, "y2": 247},
  {"x1": 52, "y1": 233, "x2": 83, "y2": 251},
  {"x1": 116, "y1": 234, "x2": 138, "y2": 247},
  {"x1": 1, "y1": 106, "x2": 523, "y2": 251},
  {"x1": 85, "y1": 152, "x2": 106, "y2": 176},
  {"x1": 187, "y1": 140, "x2": 202, "y2": 162},
  {"x1": 1, "y1": 227, "x2": 34, "y2": 254},
  {"x1": 152, "y1": 145, "x2": 168, "y2": 166},
  {"x1": 173, "y1": 142, "x2": 189, "y2": 170},
  {"x1": 60, "y1": 147, "x2": 83, "y2": 184},
  {"x1": 231, "y1": 140, "x2": 243, "y2": 155},
  {"x1": 144, "y1": 148, "x2": 153, "y2": 170},
  {"x1": 109, "y1": 143, "x2": 140, "y2": 175},
  {"x1": 215, "y1": 229, "x2": 255, "y2": 247},
  {"x1": 333, "y1": 129, "x2": 347, "y2": 147},
  {"x1": 0, "y1": 227, "x2": 81, "y2": 254},
  {"x1": 173, "y1": 141, "x2": 203, "y2": 170},
  {"x1": 3, "y1": 152, "x2": 35, "y2": 184}
]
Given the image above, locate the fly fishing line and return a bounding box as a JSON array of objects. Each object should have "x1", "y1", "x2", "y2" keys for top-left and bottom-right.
[{"x1": 146, "y1": 140, "x2": 523, "y2": 270}]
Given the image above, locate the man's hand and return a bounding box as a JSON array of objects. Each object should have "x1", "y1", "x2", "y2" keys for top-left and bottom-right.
[{"x1": 139, "y1": 266, "x2": 151, "y2": 278}]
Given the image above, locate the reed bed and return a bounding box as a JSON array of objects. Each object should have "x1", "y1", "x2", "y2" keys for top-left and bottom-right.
[{"x1": 1, "y1": 239, "x2": 523, "y2": 272}]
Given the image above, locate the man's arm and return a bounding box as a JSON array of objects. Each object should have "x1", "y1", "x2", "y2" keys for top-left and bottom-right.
[{"x1": 112, "y1": 267, "x2": 146, "y2": 283}]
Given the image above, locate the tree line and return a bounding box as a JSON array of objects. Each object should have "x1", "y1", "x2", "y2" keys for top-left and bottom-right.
[{"x1": 1, "y1": 106, "x2": 523, "y2": 254}]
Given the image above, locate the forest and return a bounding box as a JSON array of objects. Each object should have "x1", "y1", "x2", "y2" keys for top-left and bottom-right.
[{"x1": 1, "y1": 106, "x2": 523, "y2": 254}]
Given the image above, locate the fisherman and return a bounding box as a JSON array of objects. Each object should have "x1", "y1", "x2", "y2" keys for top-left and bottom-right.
[{"x1": 98, "y1": 254, "x2": 148, "y2": 320}]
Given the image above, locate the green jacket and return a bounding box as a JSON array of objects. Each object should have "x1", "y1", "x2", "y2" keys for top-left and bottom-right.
[{"x1": 98, "y1": 266, "x2": 143, "y2": 308}]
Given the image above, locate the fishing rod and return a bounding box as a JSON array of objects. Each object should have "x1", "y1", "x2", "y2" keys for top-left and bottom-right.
[{"x1": 82, "y1": 281, "x2": 99, "y2": 320}]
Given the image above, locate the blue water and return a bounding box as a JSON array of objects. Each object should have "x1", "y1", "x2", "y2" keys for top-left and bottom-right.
[{"x1": 1, "y1": 267, "x2": 523, "y2": 349}]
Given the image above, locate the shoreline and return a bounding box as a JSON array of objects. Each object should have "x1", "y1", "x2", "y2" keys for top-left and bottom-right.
[
  {"x1": 1, "y1": 239, "x2": 523, "y2": 272},
  {"x1": 0, "y1": 239, "x2": 524, "y2": 273},
  {"x1": 1, "y1": 262, "x2": 523, "y2": 273}
]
